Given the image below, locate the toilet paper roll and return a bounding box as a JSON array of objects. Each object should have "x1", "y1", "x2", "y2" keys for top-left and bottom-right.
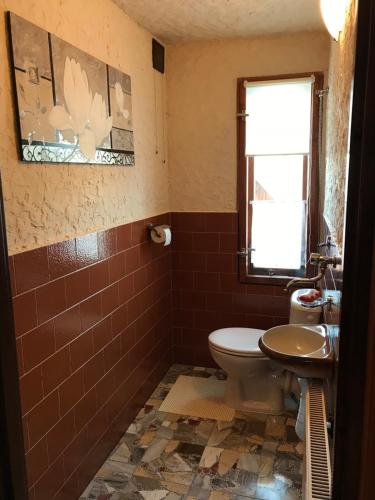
[{"x1": 150, "y1": 225, "x2": 172, "y2": 246}]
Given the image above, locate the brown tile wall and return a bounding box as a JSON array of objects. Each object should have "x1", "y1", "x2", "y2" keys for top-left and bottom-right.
[
  {"x1": 10, "y1": 210, "x2": 293, "y2": 498},
  {"x1": 170, "y1": 212, "x2": 290, "y2": 367},
  {"x1": 10, "y1": 213, "x2": 172, "y2": 500}
]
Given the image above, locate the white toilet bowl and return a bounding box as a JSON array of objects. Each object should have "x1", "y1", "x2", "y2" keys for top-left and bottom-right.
[
  {"x1": 208, "y1": 290, "x2": 322, "y2": 416},
  {"x1": 208, "y1": 327, "x2": 285, "y2": 414}
]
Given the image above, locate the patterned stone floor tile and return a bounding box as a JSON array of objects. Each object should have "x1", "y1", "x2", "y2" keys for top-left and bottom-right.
[
  {"x1": 96, "y1": 460, "x2": 135, "y2": 487},
  {"x1": 150, "y1": 384, "x2": 174, "y2": 401},
  {"x1": 210, "y1": 468, "x2": 259, "y2": 497},
  {"x1": 176, "y1": 442, "x2": 206, "y2": 464},
  {"x1": 277, "y1": 443, "x2": 295, "y2": 454},
  {"x1": 286, "y1": 418, "x2": 296, "y2": 427},
  {"x1": 118, "y1": 434, "x2": 147, "y2": 465},
  {"x1": 110, "y1": 442, "x2": 133, "y2": 463},
  {"x1": 199, "y1": 446, "x2": 224, "y2": 471},
  {"x1": 137, "y1": 413, "x2": 215, "y2": 448},
  {"x1": 141, "y1": 438, "x2": 170, "y2": 463},
  {"x1": 208, "y1": 491, "x2": 231, "y2": 500},
  {"x1": 208, "y1": 418, "x2": 265, "y2": 452},
  {"x1": 126, "y1": 476, "x2": 190, "y2": 499},
  {"x1": 127, "y1": 407, "x2": 168, "y2": 438},
  {"x1": 237, "y1": 453, "x2": 261, "y2": 474},
  {"x1": 156, "y1": 426, "x2": 175, "y2": 440},
  {"x1": 133, "y1": 439, "x2": 206, "y2": 488},
  {"x1": 82, "y1": 365, "x2": 303, "y2": 500},
  {"x1": 255, "y1": 476, "x2": 302, "y2": 500},
  {"x1": 145, "y1": 398, "x2": 163, "y2": 409},
  {"x1": 295, "y1": 442, "x2": 304, "y2": 457},
  {"x1": 217, "y1": 449, "x2": 240, "y2": 476},
  {"x1": 265, "y1": 417, "x2": 287, "y2": 440},
  {"x1": 272, "y1": 456, "x2": 302, "y2": 486},
  {"x1": 140, "y1": 430, "x2": 158, "y2": 446},
  {"x1": 285, "y1": 426, "x2": 300, "y2": 444},
  {"x1": 258, "y1": 454, "x2": 275, "y2": 481},
  {"x1": 173, "y1": 417, "x2": 216, "y2": 446},
  {"x1": 205, "y1": 368, "x2": 227, "y2": 381},
  {"x1": 262, "y1": 441, "x2": 278, "y2": 455},
  {"x1": 188, "y1": 469, "x2": 260, "y2": 498},
  {"x1": 159, "y1": 481, "x2": 190, "y2": 496},
  {"x1": 80, "y1": 478, "x2": 109, "y2": 499},
  {"x1": 187, "y1": 474, "x2": 212, "y2": 499}
]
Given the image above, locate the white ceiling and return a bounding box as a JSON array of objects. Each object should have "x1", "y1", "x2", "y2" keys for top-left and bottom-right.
[{"x1": 113, "y1": 0, "x2": 325, "y2": 43}]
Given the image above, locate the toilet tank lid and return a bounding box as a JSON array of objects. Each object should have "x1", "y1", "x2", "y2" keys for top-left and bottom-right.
[{"x1": 209, "y1": 327, "x2": 265, "y2": 356}]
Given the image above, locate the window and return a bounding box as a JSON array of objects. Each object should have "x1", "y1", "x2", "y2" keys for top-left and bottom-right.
[{"x1": 237, "y1": 73, "x2": 323, "y2": 284}]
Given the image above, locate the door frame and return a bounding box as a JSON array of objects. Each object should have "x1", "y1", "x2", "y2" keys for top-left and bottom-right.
[
  {"x1": 332, "y1": 0, "x2": 375, "y2": 498},
  {"x1": 0, "y1": 1, "x2": 374, "y2": 500},
  {"x1": 0, "y1": 172, "x2": 28, "y2": 499}
]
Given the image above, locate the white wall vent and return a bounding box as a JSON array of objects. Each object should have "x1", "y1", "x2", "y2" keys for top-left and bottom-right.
[{"x1": 304, "y1": 380, "x2": 332, "y2": 500}]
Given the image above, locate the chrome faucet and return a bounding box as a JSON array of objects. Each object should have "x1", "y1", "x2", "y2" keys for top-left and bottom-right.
[{"x1": 284, "y1": 253, "x2": 342, "y2": 293}]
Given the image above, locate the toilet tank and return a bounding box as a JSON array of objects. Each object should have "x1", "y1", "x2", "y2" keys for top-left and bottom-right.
[{"x1": 289, "y1": 289, "x2": 322, "y2": 324}]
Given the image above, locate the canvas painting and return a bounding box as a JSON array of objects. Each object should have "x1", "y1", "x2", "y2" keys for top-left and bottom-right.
[{"x1": 8, "y1": 12, "x2": 135, "y2": 166}]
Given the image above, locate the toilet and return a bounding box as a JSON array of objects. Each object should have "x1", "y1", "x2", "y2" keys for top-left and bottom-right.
[{"x1": 208, "y1": 289, "x2": 321, "y2": 414}]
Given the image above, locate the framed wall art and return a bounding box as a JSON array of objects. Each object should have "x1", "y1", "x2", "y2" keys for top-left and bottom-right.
[{"x1": 7, "y1": 12, "x2": 135, "y2": 166}]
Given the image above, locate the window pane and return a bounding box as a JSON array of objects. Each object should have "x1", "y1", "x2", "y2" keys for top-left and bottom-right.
[
  {"x1": 254, "y1": 155, "x2": 304, "y2": 202},
  {"x1": 251, "y1": 201, "x2": 306, "y2": 270},
  {"x1": 245, "y1": 80, "x2": 312, "y2": 155}
]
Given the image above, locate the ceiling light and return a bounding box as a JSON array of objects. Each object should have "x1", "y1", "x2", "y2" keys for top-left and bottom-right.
[{"x1": 320, "y1": 0, "x2": 348, "y2": 41}]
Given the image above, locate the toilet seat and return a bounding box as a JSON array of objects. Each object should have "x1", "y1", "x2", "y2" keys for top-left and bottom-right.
[{"x1": 208, "y1": 327, "x2": 266, "y2": 358}]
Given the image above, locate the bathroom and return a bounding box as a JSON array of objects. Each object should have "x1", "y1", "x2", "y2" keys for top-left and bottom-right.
[{"x1": 0, "y1": 0, "x2": 374, "y2": 499}]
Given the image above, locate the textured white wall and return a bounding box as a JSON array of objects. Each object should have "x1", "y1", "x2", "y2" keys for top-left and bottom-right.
[
  {"x1": 167, "y1": 32, "x2": 330, "y2": 213},
  {"x1": 323, "y1": 0, "x2": 357, "y2": 254},
  {"x1": 0, "y1": 1, "x2": 343, "y2": 255},
  {"x1": 0, "y1": 0, "x2": 169, "y2": 254}
]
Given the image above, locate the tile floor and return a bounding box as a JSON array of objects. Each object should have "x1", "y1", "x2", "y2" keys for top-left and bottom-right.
[{"x1": 81, "y1": 364, "x2": 304, "y2": 500}]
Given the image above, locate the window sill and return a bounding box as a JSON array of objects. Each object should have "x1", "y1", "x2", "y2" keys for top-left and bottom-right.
[{"x1": 239, "y1": 274, "x2": 299, "y2": 287}]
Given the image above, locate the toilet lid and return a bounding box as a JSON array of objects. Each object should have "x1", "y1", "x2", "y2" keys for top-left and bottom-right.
[{"x1": 209, "y1": 327, "x2": 266, "y2": 357}]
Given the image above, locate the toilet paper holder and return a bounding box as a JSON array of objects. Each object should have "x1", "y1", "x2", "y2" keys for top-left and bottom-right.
[{"x1": 147, "y1": 223, "x2": 171, "y2": 239}]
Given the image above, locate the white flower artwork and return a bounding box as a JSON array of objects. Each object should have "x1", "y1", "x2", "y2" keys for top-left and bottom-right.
[
  {"x1": 48, "y1": 57, "x2": 112, "y2": 160},
  {"x1": 8, "y1": 12, "x2": 135, "y2": 165},
  {"x1": 115, "y1": 82, "x2": 130, "y2": 121}
]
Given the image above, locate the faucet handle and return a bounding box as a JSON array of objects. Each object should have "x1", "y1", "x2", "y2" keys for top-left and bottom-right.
[
  {"x1": 310, "y1": 252, "x2": 323, "y2": 264},
  {"x1": 309, "y1": 253, "x2": 342, "y2": 268}
]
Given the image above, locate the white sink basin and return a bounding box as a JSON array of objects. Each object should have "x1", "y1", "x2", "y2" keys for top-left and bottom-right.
[{"x1": 259, "y1": 324, "x2": 333, "y2": 378}]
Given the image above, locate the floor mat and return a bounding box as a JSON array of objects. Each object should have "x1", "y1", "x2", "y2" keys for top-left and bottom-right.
[{"x1": 159, "y1": 375, "x2": 235, "y2": 421}]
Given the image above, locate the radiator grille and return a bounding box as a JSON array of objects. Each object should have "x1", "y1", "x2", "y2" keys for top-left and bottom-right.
[{"x1": 305, "y1": 380, "x2": 332, "y2": 500}]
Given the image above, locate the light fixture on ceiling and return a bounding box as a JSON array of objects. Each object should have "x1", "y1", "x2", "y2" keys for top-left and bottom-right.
[{"x1": 320, "y1": 0, "x2": 348, "y2": 41}]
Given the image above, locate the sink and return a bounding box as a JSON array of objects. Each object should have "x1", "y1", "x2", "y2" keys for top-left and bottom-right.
[{"x1": 259, "y1": 324, "x2": 333, "y2": 378}]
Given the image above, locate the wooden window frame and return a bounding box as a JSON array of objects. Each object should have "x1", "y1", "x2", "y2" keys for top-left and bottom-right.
[{"x1": 237, "y1": 72, "x2": 324, "y2": 285}]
